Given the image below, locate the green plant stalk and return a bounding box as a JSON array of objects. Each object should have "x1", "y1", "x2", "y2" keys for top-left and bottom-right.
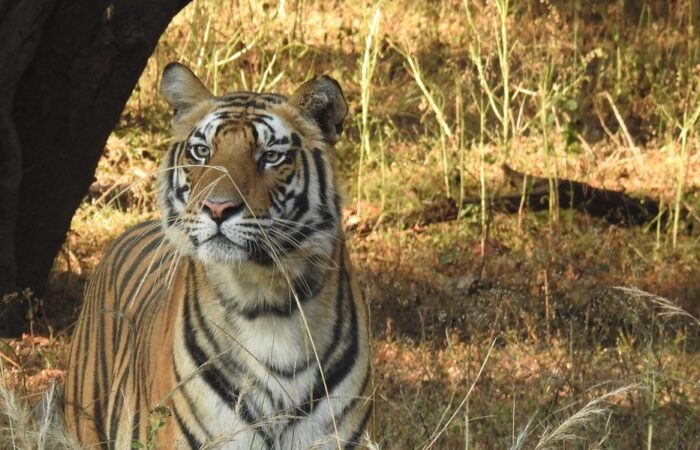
[
  {"x1": 455, "y1": 73, "x2": 465, "y2": 217},
  {"x1": 440, "y1": 132, "x2": 451, "y2": 198},
  {"x1": 291, "y1": 0, "x2": 307, "y2": 42},
  {"x1": 464, "y1": 58, "x2": 490, "y2": 268},
  {"x1": 655, "y1": 197, "x2": 664, "y2": 255},
  {"x1": 646, "y1": 353, "x2": 657, "y2": 450},
  {"x1": 615, "y1": 0, "x2": 623, "y2": 97},
  {"x1": 517, "y1": 174, "x2": 528, "y2": 230},
  {"x1": 356, "y1": 8, "x2": 381, "y2": 214},
  {"x1": 573, "y1": 0, "x2": 579, "y2": 68},
  {"x1": 479, "y1": 101, "x2": 488, "y2": 272},
  {"x1": 396, "y1": 42, "x2": 453, "y2": 198},
  {"x1": 402, "y1": 51, "x2": 452, "y2": 139},
  {"x1": 479, "y1": 152, "x2": 487, "y2": 256},
  {"x1": 495, "y1": 0, "x2": 511, "y2": 157},
  {"x1": 540, "y1": 65, "x2": 558, "y2": 225},
  {"x1": 464, "y1": 0, "x2": 514, "y2": 232},
  {"x1": 195, "y1": 13, "x2": 212, "y2": 70},
  {"x1": 211, "y1": 30, "x2": 247, "y2": 95},
  {"x1": 672, "y1": 126, "x2": 691, "y2": 249},
  {"x1": 464, "y1": 397, "x2": 470, "y2": 450},
  {"x1": 257, "y1": 50, "x2": 279, "y2": 92},
  {"x1": 672, "y1": 89, "x2": 700, "y2": 249},
  {"x1": 378, "y1": 123, "x2": 387, "y2": 212},
  {"x1": 463, "y1": 1, "x2": 504, "y2": 132}
]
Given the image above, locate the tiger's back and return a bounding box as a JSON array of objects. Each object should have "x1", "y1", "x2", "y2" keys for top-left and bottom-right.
[
  {"x1": 65, "y1": 221, "x2": 182, "y2": 446},
  {"x1": 65, "y1": 63, "x2": 372, "y2": 449}
]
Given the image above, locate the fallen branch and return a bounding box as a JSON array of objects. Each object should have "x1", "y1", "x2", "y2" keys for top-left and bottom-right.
[{"x1": 346, "y1": 165, "x2": 692, "y2": 234}]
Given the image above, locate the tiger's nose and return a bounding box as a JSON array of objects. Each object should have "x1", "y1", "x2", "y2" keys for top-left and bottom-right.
[{"x1": 201, "y1": 199, "x2": 244, "y2": 223}]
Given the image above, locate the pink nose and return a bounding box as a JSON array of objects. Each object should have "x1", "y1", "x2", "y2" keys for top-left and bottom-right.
[{"x1": 201, "y1": 199, "x2": 240, "y2": 220}]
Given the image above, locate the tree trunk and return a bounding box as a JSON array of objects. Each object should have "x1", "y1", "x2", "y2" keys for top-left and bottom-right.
[{"x1": 0, "y1": 0, "x2": 191, "y2": 336}]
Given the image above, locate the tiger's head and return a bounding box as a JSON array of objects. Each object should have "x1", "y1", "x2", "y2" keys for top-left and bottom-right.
[{"x1": 157, "y1": 63, "x2": 347, "y2": 268}]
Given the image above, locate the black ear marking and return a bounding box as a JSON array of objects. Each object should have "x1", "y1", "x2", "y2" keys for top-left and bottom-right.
[{"x1": 289, "y1": 75, "x2": 348, "y2": 145}]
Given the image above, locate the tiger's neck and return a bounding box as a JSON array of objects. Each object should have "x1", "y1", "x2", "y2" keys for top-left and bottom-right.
[
  {"x1": 198, "y1": 237, "x2": 339, "y2": 319},
  {"x1": 165, "y1": 239, "x2": 346, "y2": 430}
]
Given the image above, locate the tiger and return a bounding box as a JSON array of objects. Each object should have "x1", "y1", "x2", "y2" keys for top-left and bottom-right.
[{"x1": 64, "y1": 62, "x2": 372, "y2": 450}]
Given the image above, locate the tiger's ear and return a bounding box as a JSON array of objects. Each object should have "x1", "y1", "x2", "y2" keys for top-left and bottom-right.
[
  {"x1": 289, "y1": 75, "x2": 348, "y2": 145},
  {"x1": 160, "y1": 62, "x2": 213, "y2": 115}
]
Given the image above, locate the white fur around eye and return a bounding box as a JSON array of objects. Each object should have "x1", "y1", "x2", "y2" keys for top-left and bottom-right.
[{"x1": 190, "y1": 144, "x2": 210, "y2": 160}]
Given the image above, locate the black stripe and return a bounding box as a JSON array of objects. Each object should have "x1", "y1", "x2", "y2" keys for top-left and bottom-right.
[
  {"x1": 167, "y1": 144, "x2": 181, "y2": 223},
  {"x1": 249, "y1": 123, "x2": 259, "y2": 144},
  {"x1": 249, "y1": 112, "x2": 275, "y2": 121},
  {"x1": 175, "y1": 184, "x2": 190, "y2": 201},
  {"x1": 183, "y1": 279, "x2": 240, "y2": 407},
  {"x1": 334, "y1": 192, "x2": 342, "y2": 218},
  {"x1": 131, "y1": 389, "x2": 141, "y2": 445},
  {"x1": 168, "y1": 143, "x2": 179, "y2": 190},
  {"x1": 230, "y1": 270, "x2": 325, "y2": 321},
  {"x1": 96, "y1": 285, "x2": 109, "y2": 442},
  {"x1": 112, "y1": 224, "x2": 162, "y2": 353},
  {"x1": 239, "y1": 399, "x2": 274, "y2": 448},
  {"x1": 74, "y1": 261, "x2": 109, "y2": 443},
  {"x1": 345, "y1": 407, "x2": 372, "y2": 450},
  {"x1": 173, "y1": 357, "x2": 213, "y2": 440},
  {"x1": 174, "y1": 406, "x2": 203, "y2": 449},
  {"x1": 279, "y1": 215, "x2": 337, "y2": 253},
  {"x1": 183, "y1": 271, "x2": 273, "y2": 447},
  {"x1": 108, "y1": 376, "x2": 122, "y2": 442},
  {"x1": 297, "y1": 258, "x2": 359, "y2": 417},
  {"x1": 324, "y1": 266, "x2": 359, "y2": 386},
  {"x1": 291, "y1": 151, "x2": 310, "y2": 220},
  {"x1": 269, "y1": 192, "x2": 283, "y2": 213},
  {"x1": 271, "y1": 136, "x2": 289, "y2": 146},
  {"x1": 91, "y1": 278, "x2": 108, "y2": 448},
  {"x1": 111, "y1": 223, "x2": 158, "y2": 287},
  {"x1": 118, "y1": 232, "x2": 164, "y2": 301},
  {"x1": 112, "y1": 224, "x2": 161, "y2": 301},
  {"x1": 214, "y1": 121, "x2": 232, "y2": 137},
  {"x1": 190, "y1": 272, "x2": 223, "y2": 354},
  {"x1": 312, "y1": 148, "x2": 335, "y2": 225},
  {"x1": 324, "y1": 245, "x2": 347, "y2": 360},
  {"x1": 111, "y1": 320, "x2": 139, "y2": 421},
  {"x1": 283, "y1": 156, "x2": 298, "y2": 182},
  {"x1": 218, "y1": 99, "x2": 275, "y2": 110},
  {"x1": 260, "y1": 93, "x2": 285, "y2": 103},
  {"x1": 335, "y1": 363, "x2": 371, "y2": 425}
]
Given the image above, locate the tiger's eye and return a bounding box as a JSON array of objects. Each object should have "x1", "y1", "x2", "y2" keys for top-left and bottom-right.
[
  {"x1": 261, "y1": 150, "x2": 282, "y2": 165},
  {"x1": 190, "y1": 144, "x2": 210, "y2": 159}
]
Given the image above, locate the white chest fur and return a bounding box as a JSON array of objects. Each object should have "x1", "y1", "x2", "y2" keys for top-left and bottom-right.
[{"x1": 170, "y1": 261, "x2": 340, "y2": 445}]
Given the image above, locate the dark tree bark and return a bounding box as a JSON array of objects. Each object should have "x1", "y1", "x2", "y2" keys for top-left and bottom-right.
[{"x1": 0, "y1": 0, "x2": 191, "y2": 336}]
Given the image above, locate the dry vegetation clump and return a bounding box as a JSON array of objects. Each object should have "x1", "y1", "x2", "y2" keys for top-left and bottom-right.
[
  {"x1": 0, "y1": 379, "x2": 81, "y2": 450},
  {"x1": 1, "y1": 0, "x2": 699, "y2": 448}
]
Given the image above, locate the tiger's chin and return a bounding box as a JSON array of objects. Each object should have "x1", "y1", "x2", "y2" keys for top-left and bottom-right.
[
  {"x1": 196, "y1": 244, "x2": 243, "y2": 265},
  {"x1": 196, "y1": 234, "x2": 273, "y2": 266}
]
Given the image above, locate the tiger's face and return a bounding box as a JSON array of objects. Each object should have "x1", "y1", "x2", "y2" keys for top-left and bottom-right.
[{"x1": 157, "y1": 63, "x2": 347, "y2": 267}]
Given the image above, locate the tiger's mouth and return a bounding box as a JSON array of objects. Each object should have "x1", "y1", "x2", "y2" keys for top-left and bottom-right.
[
  {"x1": 200, "y1": 231, "x2": 232, "y2": 246},
  {"x1": 192, "y1": 219, "x2": 277, "y2": 265},
  {"x1": 197, "y1": 234, "x2": 269, "y2": 265}
]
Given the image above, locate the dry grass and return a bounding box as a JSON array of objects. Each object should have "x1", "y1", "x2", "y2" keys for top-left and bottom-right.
[
  {"x1": 2, "y1": 0, "x2": 700, "y2": 448},
  {"x1": 0, "y1": 366, "x2": 79, "y2": 449}
]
